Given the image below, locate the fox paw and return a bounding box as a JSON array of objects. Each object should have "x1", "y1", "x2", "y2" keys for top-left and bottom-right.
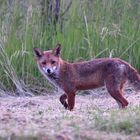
[
  {"x1": 63, "y1": 102, "x2": 68, "y2": 109},
  {"x1": 68, "y1": 107, "x2": 74, "y2": 111}
]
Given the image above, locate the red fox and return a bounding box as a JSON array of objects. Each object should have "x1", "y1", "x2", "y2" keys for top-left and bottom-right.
[{"x1": 34, "y1": 44, "x2": 140, "y2": 111}]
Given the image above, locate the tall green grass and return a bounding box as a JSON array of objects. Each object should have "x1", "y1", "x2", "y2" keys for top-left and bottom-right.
[{"x1": 0, "y1": 0, "x2": 140, "y2": 95}]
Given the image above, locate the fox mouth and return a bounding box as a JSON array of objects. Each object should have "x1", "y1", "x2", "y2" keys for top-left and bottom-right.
[
  {"x1": 42, "y1": 67, "x2": 59, "y2": 80},
  {"x1": 45, "y1": 72, "x2": 59, "y2": 79},
  {"x1": 48, "y1": 73, "x2": 59, "y2": 80},
  {"x1": 47, "y1": 72, "x2": 55, "y2": 76}
]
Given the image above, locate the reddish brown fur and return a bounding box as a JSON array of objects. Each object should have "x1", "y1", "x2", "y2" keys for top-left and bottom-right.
[{"x1": 34, "y1": 45, "x2": 140, "y2": 111}]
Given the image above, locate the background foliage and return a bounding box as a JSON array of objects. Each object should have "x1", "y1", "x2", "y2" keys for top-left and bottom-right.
[{"x1": 0, "y1": 0, "x2": 140, "y2": 95}]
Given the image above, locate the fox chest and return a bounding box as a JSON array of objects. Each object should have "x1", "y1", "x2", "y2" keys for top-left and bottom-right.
[
  {"x1": 38, "y1": 66, "x2": 63, "y2": 90},
  {"x1": 47, "y1": 76, "x2": 63, "y2": 89}
]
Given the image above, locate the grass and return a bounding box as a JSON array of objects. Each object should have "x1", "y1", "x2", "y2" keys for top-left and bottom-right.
[
  {"x1": 93, "y1": 107, "x2": 140, "y2": 135},
  {"x1": 0, "y1": 0, "x2": 140, "y2": 94}
]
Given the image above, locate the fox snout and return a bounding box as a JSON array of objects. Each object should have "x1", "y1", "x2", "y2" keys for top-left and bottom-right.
[
  {"x1": 47, "y1": 69, "x2": 51, "y2": 74},
  {"x1": 42, "y1": 67, "x2": 53, "y2": 75},
  {"x1": 44, "y1": 68, "x2": 51, "y2": 74},
  {"x1": 42, "y1": 66, "x2": 57, "y2": 75}
]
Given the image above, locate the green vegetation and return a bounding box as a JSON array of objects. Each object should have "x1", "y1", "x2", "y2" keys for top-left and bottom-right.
[
  {"x1": 93, "y1": 107, "x2": 140, "y2": 135},
  {"x1": 0, "y1": 0, "x2": 140, "y2": 94}
]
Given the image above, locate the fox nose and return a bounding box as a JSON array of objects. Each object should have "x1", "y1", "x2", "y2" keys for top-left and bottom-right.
[{"x1": 47, "y1": 69, "x2": 51, "y2": 74}]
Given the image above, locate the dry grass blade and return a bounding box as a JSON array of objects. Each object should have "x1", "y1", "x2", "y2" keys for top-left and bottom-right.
[
  {"x1": 0, "y1": 89, "x2": 6, "y2": 97},
  {"x1": 0, "y1": 41, "x2": 33, "y2": 96}
]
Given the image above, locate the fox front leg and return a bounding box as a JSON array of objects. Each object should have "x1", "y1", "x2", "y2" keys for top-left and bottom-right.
[
  {"x1": 59, "y1": 94, "x2": 68, "y2": 109},
  {"x1": 67, "y1": 92, "x2": 76, "y2": 111}
]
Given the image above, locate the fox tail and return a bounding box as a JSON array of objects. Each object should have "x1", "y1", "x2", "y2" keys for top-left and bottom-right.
[{"x1": 127, "y1": 64, "x2": 140, "y2": 91}]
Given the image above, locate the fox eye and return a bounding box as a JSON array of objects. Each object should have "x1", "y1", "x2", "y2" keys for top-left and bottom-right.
[
  {"x1": 42, "y1": 61, "x2": 46, "y2": 65},
  {"x1": 51, "y1": 60, "x2": 56, "y2": 64}
]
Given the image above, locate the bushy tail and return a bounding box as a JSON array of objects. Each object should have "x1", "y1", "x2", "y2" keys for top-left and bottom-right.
[{"x1": 127, "y1": 65, "x2": 140, "y2": 91}]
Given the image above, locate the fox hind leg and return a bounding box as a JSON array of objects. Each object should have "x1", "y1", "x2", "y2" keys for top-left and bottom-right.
[{"x1": 105, "y1": 75, "x2": 128, "y2": 108}]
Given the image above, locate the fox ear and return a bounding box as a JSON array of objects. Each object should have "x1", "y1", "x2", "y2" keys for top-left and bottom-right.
[
  {"x1": 52, "y1": 44, "x2": 61, "y2": 56},
  {"x1": 33, "y1": 48, "x2": 43, "y2": 59}
]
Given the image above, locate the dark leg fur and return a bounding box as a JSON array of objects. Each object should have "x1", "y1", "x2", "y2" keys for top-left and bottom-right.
[{"x1": 59, "y1": 94, "x2": 68, "y2": 109}]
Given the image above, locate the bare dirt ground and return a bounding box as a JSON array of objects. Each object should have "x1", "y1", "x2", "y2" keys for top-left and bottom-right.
[{"x1": 0, "y1": 87, "x2": 140, "y2": 140}]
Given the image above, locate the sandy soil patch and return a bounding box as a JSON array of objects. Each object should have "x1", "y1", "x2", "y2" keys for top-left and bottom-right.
[{"x1": 0, "y1": 87, "x2": 140, "y2": 140}]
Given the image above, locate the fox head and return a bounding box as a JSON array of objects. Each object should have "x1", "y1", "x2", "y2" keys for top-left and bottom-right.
[{"x1": 34, "y1": 44, "x2": 61, "y2": 76}]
